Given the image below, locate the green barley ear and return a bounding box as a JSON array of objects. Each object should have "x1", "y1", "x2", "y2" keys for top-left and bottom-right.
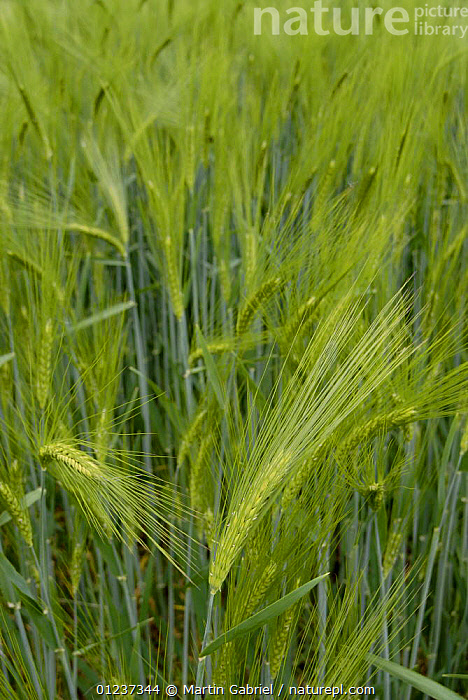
[
  {"x1": 9, "y1": 459, "x2": 24, "y2": 497},
  {"x1": 70, "y1": 530, "x2": 88, "y2": 598},
  {"x1": 337, "y1": 406, "x2": 417, "y2": 460},
  {"x1": 269, "y1": 605, "x2": 295, "y2": 679},
  {"x1": 39, "y1": 443, "x2": 103, "y2": 480},
  {"x1": 460, "y1": 415, "x2": 468, "y2": 455},
  {"x1": 383, "y1": 519, "x2": 404, "y2": 578},
  {"x1": 244, "y1": 229, "x2": 258, "y2": 292},
  {"x1": 281, "y1": 453, "x2": 323, "y2": 512},
  {"x1": 163, "y1": 234, "x2": 184, "y2": 320},
  {"x1": 203, "y1": 507, "x2": 215, "y2": 549},
  {"x1": 81, "y1": 134, "x2": 129, "y2": 252},
  {"x1": 217, "y1": 253, "x2": 232, "y2": 304},
  {"x1": 185, "y1": 124, "x2": 196, "y2": 192},
  {"x1": 36, "y1": 318, "x2": 54, "y2": 410},
  {"x1": 0, "y1": 260, "x2": 10, "y2": 316},
  {"x1": 177, "y1": 404, "x2": 209, "y2": 467},
  {"x1": 188, "y1": 339, "x2": 234, "y2": 366},
  {"x1": 188, "y1": 332, "x2": 268, "y2": 367},
  {"x1": 209, "y1": 449, "x2": 290, "y2": 593},
  {"x1": 38, "y1": 440, "x2": 190, "y2": 568},
  {"x1": 95, "y1": 407, "x2": 110, "y2": 464},
  {"x1": 244, "y1": 560, "x2": 277, "y2": 618},
  {"x1": 190, "y1": 433, "x2": 214, "y2": 515},
  {"x1": 236, "y1": 277, "x2": 283, "y2": 337},
  {"x1": 282, "y1": 295, "x2": 320, "y2": 346},
  {"x1": 362, "y1": 481, "x2": 385, "y2": 512},
  {"x1": 312, "y1": 159, "x2": 336, "y2": 225},
  {"x1": 38, "y1": 443, "x2": 114, "y2": 538},
  {"x1": 0, "y1": 480, "x2": 33, "y2": 547},
  {"x1": 0, "y1": 357, "x2": 12, "y2": 400}
]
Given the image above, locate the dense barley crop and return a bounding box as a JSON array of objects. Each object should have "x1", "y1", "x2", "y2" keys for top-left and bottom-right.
[{"x1": 0, "y1": 1, "x2": 467, "y2": 698}]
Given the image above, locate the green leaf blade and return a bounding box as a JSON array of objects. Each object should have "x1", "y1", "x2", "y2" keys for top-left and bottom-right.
[
  {"x1": 368, "y1": 654, "x2": 465, "y2": 700},
  {"x1": 200, "y1": 573, "x2": 329, "y2": 657}
]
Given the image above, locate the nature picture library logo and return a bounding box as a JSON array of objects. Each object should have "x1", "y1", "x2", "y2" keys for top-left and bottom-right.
[{"x1": 253, "y1": 2, "x2": 468, "y2": 38}]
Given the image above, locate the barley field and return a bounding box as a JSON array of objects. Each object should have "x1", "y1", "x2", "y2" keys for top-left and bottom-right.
[{"x1": 0, "y1": 1, "x2": 467, "y2": 698}]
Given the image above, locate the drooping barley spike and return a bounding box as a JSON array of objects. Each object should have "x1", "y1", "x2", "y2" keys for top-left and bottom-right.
[
  {"x1": 338, "y1": 406, "x2": 417, "y2": 459},
  {"x1": 188, "y1": 340, "x2": 233, "y2": 366},
  {"x1": 383, "y1": 519, "x2": 403, "y2": 578},
  {"x1": 36, "y1": 318, "x2": 54, "y2": 410},
  {"x1": 6, "y1": 249, "x2": 43, "y2": 279},
  {"x1": 236, "y1": 277, "x2": 283, "y2": 337},
  {"x1": 65, "y1": 224, "x2": 127, "y2": 258},
  {"x1": 163, "y1": 235, "x2": 184, "y2": 320},
  {"x1": 0, "y1": 481, "x2": 33, "y2": 547},
  {"x1": 39, "y1": 443, "x2": 103, "y2": 480},
  {"x1": 177, "y1": 406, "x2": 209, "y2": 467},
  {"x1": 17, "y1": 82, "x2": 53, "y2": 160},
  {"x1": 269, "y1": 605, "x2": 295, "y2": 678}
]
